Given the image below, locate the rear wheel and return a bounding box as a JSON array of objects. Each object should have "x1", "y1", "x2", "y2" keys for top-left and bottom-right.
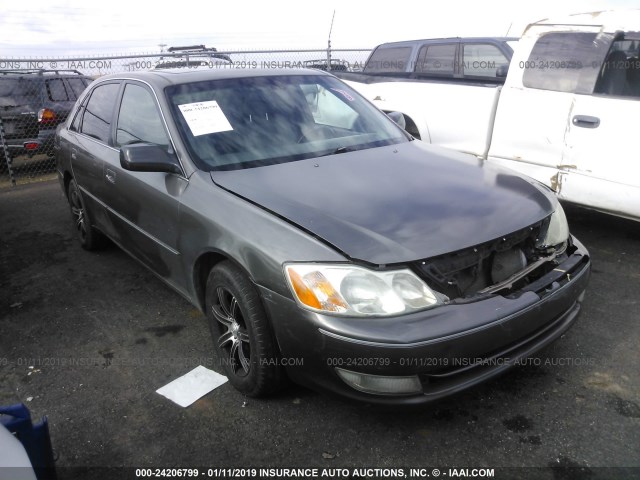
[
  {"x1": 67, "y1": 179, "x2": 107, "y2": 250},
  {"x1": 205, "y1": 261, "x2": 286, "y2": 397}
]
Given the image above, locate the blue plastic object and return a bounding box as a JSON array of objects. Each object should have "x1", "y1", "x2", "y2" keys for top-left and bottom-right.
[{"x1": 0, "y1": 403, "x2": 56, "y2": 480}]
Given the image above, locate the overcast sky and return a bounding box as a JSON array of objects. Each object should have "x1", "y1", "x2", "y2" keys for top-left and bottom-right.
[{"x1": 0, "y1": 0, "x2": 636, "y2": 58}]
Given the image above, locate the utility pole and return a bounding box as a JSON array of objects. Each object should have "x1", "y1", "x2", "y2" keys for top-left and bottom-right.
[{"x1": 327, "y1": 10, "x2": 335, "y2": 72}]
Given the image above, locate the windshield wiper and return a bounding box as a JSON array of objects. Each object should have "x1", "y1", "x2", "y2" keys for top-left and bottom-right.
[{"x1": 317, "y1": 146, "x2": 354, "y2": 158}]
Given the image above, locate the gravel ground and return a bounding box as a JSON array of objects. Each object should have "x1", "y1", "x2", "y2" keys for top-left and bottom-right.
[{"x1": 1, "y1": 180, "x2": 639, "y2": 480}]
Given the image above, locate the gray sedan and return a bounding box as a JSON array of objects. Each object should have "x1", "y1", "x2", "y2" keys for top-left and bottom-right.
[{"x1": 55, "y1": 69, "x2": 590, "y2": 405}]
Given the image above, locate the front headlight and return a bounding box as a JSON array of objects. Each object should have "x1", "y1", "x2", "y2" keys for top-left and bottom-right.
[
  {"x1": 540, "y1": 203, "x2": 570, "y2": 248},
  {"x1": 284, "y1": 264, "x2": 444, "y2": 317}
]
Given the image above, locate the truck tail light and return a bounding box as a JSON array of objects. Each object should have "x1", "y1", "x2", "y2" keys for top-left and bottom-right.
[{"x1": 38, "y1": 108, "x2": 57, "y2": 126}]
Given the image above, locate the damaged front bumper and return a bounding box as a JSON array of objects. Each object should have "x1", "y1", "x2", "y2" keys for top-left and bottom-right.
[{"x1": 260, "y1": 236, "x2": 591, "y2": 406}]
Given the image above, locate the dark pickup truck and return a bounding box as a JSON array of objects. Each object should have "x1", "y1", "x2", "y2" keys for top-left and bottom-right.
[
  {"x1": 0, "y1": 69, "x2": 92, "y2": 168},
  {"x1": 345, "y1": 36, "x2": 517, "y2": 81}
]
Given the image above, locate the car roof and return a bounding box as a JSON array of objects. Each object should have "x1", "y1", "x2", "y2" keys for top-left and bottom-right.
[
  {"x1": 375, "y1": 37, "x2": 519, "y2": 48},
  {"x1": 94, "y1": 68, "x2": 330, "y2": 89},
  {"x1": 528, "y1": 9, "x2": 640, "y2": 32}
]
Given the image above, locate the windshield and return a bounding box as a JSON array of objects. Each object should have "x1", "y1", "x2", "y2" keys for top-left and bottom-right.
[{"x1": 165, "y1": 74, "x2": 409, "y2": 170}]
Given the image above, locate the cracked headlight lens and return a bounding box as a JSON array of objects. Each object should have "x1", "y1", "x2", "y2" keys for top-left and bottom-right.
[
  {"x1": 541, "y1": 203, "x2": 570, "y2": 248},
  {"x1": 284, "y1": 264, "x2": 442, "y2": 317}
]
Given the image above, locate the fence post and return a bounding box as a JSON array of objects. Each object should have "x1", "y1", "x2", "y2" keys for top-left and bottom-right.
[{"x1": 0, "y1": 117, "x2": 17, "y2": 186}]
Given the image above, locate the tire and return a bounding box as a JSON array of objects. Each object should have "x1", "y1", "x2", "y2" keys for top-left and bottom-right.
[
  {"x1": 205, "y1": 261, "x2": 286, "y2": 397},
  {"x1": 67, "y1": 179, "x2": 107, "y2": 250}
]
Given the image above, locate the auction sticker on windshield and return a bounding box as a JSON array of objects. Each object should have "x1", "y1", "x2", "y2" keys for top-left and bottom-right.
[{"x1": 178, "y1": 100, "x2": 233, "y2": 136}]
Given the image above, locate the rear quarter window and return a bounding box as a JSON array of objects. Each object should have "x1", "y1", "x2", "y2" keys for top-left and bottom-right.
[
  {"x1": 46, "y1": 79, "x2": 69, "y2": 101},
  {"x1": 67, "y1": 78, "x2": 91, "y2": 99},
  {"x1": 364, "y1": 46, "x2": 412, "y2": 73},
  {"x1": 416, "y1": 43, "x2": 457, "y2": 76}
]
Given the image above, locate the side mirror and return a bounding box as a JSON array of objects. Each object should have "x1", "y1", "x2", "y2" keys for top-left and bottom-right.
[
  {"x1": 496, "y1": 65, "x2": 509, "y2": 78},
  {"x1": 120, "y1": 143, "x2": 182, "y2": 174},
  {"x1": 386, "y1": 111, "x2": 406, "y2": 129}
]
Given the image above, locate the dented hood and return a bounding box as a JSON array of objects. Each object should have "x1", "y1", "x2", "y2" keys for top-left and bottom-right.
[{"x1": 211, "y1": 141, "x2": 554, "y2": 265}]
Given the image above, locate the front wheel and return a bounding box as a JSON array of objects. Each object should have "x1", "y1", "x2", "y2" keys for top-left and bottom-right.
[{"x1": 205, "y1": 261, "x2": 286, "y2": 397}]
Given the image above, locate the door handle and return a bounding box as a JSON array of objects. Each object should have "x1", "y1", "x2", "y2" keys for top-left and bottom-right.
[
  {"x1": 105, "y1": 169, "x2": 116, "y2": 184},
  {"x1": 572, "y1": 115, "x2": 600, "y2": 128}
]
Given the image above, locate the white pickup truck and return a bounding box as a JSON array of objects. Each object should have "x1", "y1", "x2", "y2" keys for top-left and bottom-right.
[{"x1": 337, "y1": 10, "x2": 640, "y2": 221}]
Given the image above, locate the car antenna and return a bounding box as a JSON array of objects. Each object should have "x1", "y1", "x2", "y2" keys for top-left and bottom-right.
[{"x1": 505, "y1": 22, "x2": 513, "y2": 36}]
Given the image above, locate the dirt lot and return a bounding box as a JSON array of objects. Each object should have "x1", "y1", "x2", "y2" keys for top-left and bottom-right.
[{"x1": 1, "y1": 180, "x2": 639, "y2": 479}]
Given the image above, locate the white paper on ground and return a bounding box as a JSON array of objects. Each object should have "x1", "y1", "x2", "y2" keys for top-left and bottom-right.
[
  {"x1": 156, "y1": 365, "x2": 228, "y2": 407},
  {"x1": 178, "y1": 100, "x2": 233, "y2": 136}
]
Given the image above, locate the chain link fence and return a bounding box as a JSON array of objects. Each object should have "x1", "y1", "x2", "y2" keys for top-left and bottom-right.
[{"x1": 0, "y1": 47, "x2": 371, "y2": 188}]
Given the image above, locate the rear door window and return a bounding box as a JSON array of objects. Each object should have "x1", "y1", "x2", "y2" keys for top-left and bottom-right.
[
  {"x1": 416, "y1": 44, "x2": 457, "y2": 76},
  {"x1": 462, "y1": 43, "x2": 510, "y2": 78},
  {"x1": 594, "y1": 35, "x2": 640, "y2": 98},
  {"x1": 80, "y1": 83, "x2": 120, "y2": 143}
]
